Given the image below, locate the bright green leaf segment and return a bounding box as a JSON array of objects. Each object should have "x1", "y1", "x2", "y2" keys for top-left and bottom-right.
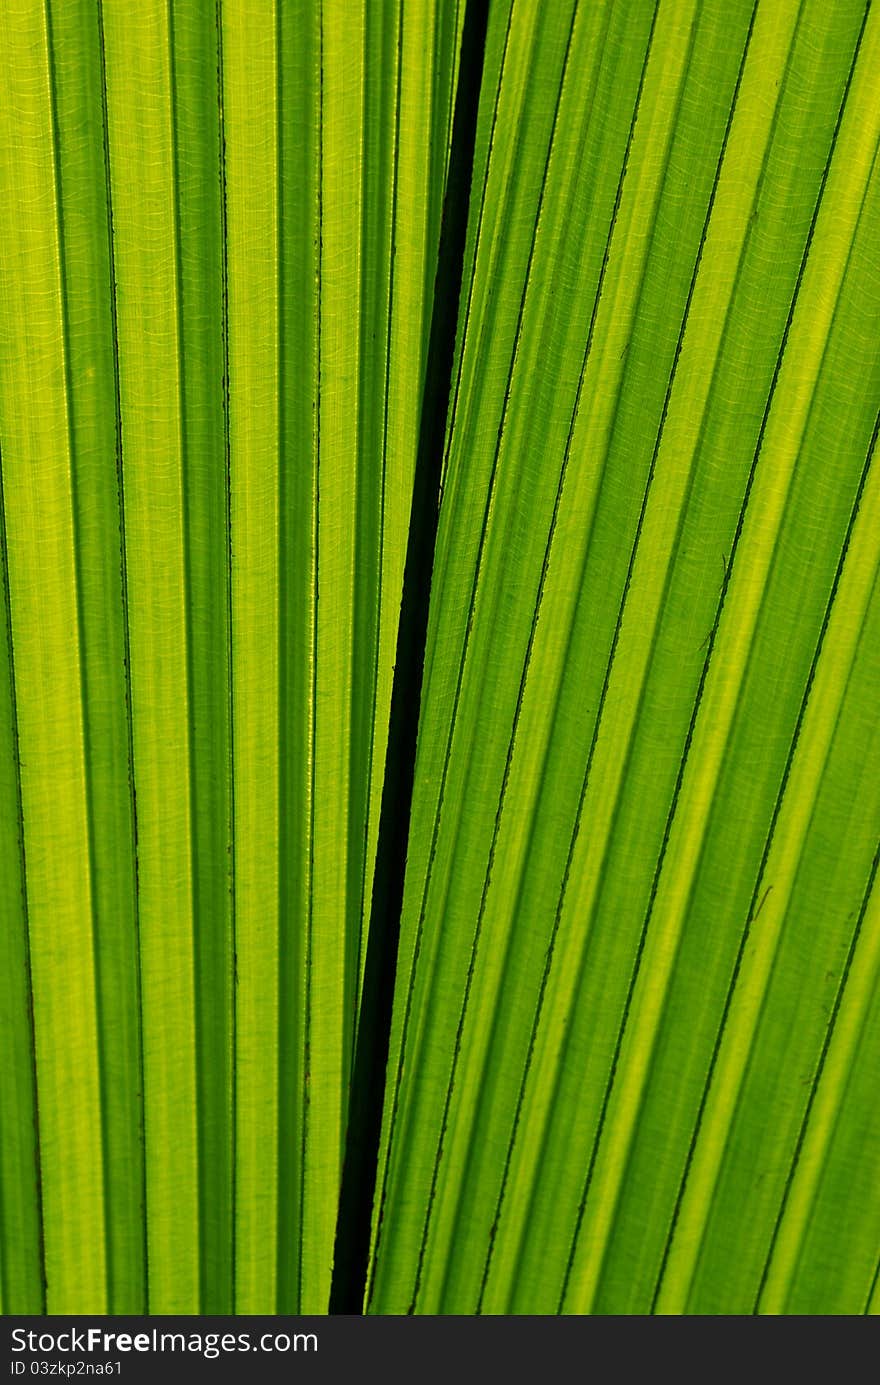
[
  {"x1": 0, "y1": 0, "x2": 458, "y2": 1313},
  {"x1": 1, "y1": 0, "x2": 878, "y2": 1317}
]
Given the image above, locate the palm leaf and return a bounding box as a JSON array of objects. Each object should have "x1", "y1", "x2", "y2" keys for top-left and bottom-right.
[
  {"x1": 370, "y1": 0, "x2": 880, "y2": 1313},
  {"x1": 0, "y1": 0, "x2": 878, "y2": 1316}
]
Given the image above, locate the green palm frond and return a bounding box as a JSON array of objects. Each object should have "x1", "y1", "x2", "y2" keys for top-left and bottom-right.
[{"x1": 0, "y1": 0, "x2": 878, "y2": 1316}]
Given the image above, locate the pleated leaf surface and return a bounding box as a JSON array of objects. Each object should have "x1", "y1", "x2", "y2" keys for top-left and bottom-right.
[
  {"x1": 0, "y1": 0, "x2": 458, "y2": 1314},
  {"x1": 1, "y1": 0, "x2": 878, "y2": 1319},
  {"x1": 368, "y1": 0, "x2": 880, "y2": 1315}
]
